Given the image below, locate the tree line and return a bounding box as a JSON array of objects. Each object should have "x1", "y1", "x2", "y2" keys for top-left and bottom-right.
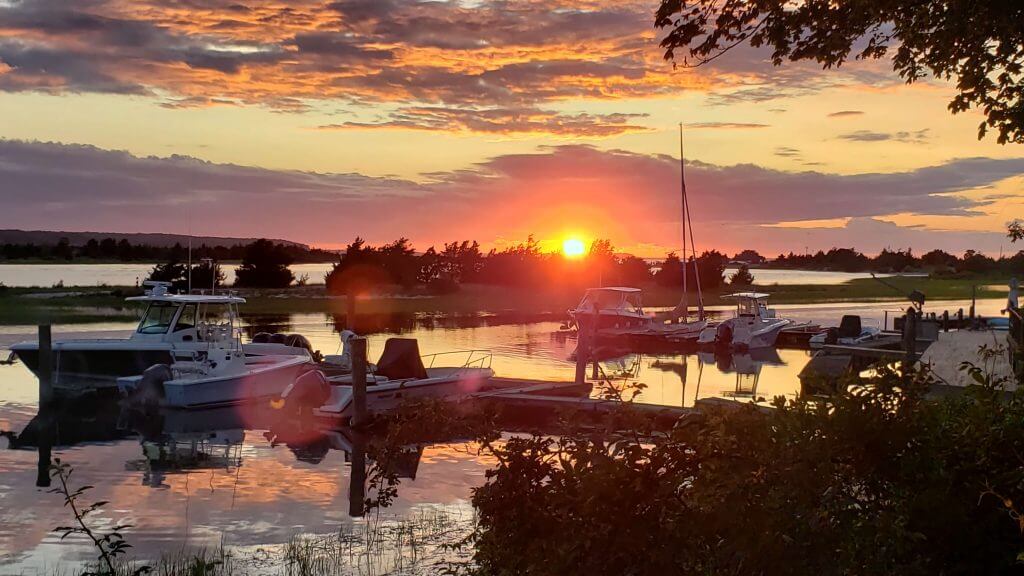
[
  {"x1": 765, "y1": 247, "x2": 1024, "y2": 274},
  {"x1": 0, "y1": 237, "x2": 337, "y2": 263}
]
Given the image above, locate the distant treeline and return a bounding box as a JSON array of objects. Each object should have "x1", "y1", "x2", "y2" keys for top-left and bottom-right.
[
  {"x1": 323, "y1": 237, "x2": 732, "y2": 294},
  {"x1": 761, "y1": 247, "x2": 1024, "y2": 274},
  {"x1": 0, "y1": 237, "x2": 338, "y2": 263}
]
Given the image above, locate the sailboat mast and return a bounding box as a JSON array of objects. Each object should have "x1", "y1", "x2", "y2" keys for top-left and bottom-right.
[{"x1": 679, "y1": 123, "x2": 688, "y2": 322}]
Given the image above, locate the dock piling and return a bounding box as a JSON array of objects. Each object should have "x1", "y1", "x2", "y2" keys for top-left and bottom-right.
[
  {"x1": 38, "y1": 324, "x2": 53, "y2": 407},
  {"x1": 348, "y1": 431, "x2": 366, "y2": 517},
  {"x1": 351, "y1": 337, "x2": 368, "y2": 428}
]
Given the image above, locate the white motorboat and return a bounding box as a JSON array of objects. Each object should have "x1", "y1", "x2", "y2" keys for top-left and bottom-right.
[
  {"x1": 570, "y1": 287, "x2": 648, "y2": 332},
  {"x1": 808, "y1": 315, "x2": 882, "y2": 349},
  {"x1": 569, "y1": 287, "x2": 710, "y2": 341},
  {"x1": 277, "y1": 338, "x2": 494, "y2": 422},
  {"x1": 9, "y1": 282, "x2": 312, "y2": 387},
  {"x1": 697, "y1": 293, "x2": 791, "y2": 350},
  {"x1": 117, "y1": 326, "x2": 315, "y2": 408}
]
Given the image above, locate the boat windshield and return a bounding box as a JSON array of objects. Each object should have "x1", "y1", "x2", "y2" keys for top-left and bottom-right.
[
  {"x1": 137, "y1": 302, "x2": 180, "y2": 334},
  {"x1": 741, "y1": 297, "x2": 765, "y2": 315}
]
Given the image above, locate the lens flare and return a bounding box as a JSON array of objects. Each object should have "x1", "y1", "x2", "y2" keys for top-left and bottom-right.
[{"x1": 562, "y1": 237, "x2": 586, "y2": 258}]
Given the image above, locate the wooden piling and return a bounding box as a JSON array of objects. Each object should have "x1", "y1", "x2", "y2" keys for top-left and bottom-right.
[
  {"x1": 38, "y1": 324, "x2": 53, "y2": 407},
  {"x1": 347, "y1": 431, "x2": 366, "y2": 517},
  {"x1": 942, "y1": 310, "x2": 949, "y2": 332},
  {"x1": 902, "y1": 306, "x2": 918, "y2": 373},
  {"x1": 575, "y1": 328, "x2": 589, "y2": 386},
  {"x1": 350, "y1": 337, "x2": 368, "y2": 427}
]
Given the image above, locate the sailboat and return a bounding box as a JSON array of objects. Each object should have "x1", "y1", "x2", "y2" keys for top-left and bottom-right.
[{"x1": 570, "y1": 124, "x2": 709, "y2": 342}]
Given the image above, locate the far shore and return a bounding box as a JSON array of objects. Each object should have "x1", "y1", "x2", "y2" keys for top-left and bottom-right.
[{"x1": 0, "y1": 275, "x2": 1012, "y2": 326}]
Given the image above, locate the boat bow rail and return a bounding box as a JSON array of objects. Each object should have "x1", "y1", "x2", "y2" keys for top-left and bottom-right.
[{"x1": 421, "y1": 349, "x2": 493, "y2": 374}]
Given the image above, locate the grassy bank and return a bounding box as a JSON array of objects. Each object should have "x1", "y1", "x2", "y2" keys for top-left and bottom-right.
[{"x1": 0, "y1": 275, "x2": 1012, "y2": 326}]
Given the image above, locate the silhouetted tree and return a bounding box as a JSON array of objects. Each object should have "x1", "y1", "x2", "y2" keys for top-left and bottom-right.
[
  {"x1": 234, "y1": 239, "x2": 294, "y2": 288},
  {"x1": 733, "y1": 249, "x2": 766, "y2": 265},
  {"x1": 148, "y1": 261, "x2": 188, "y2": 291},
  {"x1": 190, "y1": 261, "x2": 225, "y2": 290},
  {"x1": 655, "y1": 252, "x2": 684, "y2": 287},
  {"x1": 1010, "y1": 220, "x2": 1023, "y2": 243},
  {"x1": 730, "y1": 264, "x2": 755, "y2": 286},
  {"x1": 326, "y1": 237, "x2": 390, "y2": 295},
  {"x1": 616, "y1": 255, "x2": 653, "y2": 286},
  {"x1": 657, "y1": 0, "x2": 1024, "y2": 143}
]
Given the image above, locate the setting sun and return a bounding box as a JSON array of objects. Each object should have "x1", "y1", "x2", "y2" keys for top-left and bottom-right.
[{"x1": 562, "y1": 237, "x2": 586, "y2": 258}]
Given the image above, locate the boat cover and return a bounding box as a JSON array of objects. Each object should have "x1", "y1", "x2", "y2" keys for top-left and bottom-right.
[{"x1": 376, "y1": 338, "x2": 428, "y2": 380}]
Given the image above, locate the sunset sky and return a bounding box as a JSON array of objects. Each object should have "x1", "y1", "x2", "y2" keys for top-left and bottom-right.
[{"x1": 0, "y1": 0, "x2": 1021, "y2": 257}]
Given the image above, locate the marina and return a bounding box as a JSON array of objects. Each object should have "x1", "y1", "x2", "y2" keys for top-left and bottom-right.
[{"x1": 2, "y1": 292, "x2": 1019, "y2": 572}]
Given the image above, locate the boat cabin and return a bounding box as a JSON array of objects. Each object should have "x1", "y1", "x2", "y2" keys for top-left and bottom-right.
[
  {"x1": 125, "y1": 282, "x2": 245, "y2": 346},
  {"x1": 575, "y1": 287, "x2": 644, "y2": 316},
  {"x1": 724, "y1": 292, "x2": 776, "y2": 320}
]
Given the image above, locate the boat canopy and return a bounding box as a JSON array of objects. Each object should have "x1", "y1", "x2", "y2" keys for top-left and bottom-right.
[
  {"x1": 125, "y1": 294, "x2": 246, "y2": 304},
  {"x1": 724, "y1": 292, "x2": 771, "y2": 300}
]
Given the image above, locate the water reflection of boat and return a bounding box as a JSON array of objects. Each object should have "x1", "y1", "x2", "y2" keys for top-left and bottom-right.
[
  {"x1": 9, "y1": 282, "x2": 312, "y2": 387},
  {"x1": 697, "y1": 348, "x2": 783, "y2": 400}
]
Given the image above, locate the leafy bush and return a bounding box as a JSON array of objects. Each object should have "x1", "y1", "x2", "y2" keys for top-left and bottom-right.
[{"x1": 469, "y1": 364, "x2": 1024, "y2": 576}]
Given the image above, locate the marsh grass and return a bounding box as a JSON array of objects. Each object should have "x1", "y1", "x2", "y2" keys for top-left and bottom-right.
[{"x1": 36, "y1": 506, "x2": 475, "y2": 576}]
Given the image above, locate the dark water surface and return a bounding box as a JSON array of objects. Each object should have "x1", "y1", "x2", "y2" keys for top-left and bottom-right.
[{"x1": 0, "y1": 299, "x2": 1007, "y2": 573}]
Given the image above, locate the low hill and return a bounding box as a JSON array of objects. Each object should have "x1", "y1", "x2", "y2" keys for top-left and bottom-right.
[{"x1": 0, "y1": 229, "x2": 307, "y2": 249}]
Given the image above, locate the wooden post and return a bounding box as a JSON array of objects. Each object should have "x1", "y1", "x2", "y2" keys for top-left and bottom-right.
[
  {"x1": 347, "y1": 431, "x2": 366, "y2": 517},
  {"x1": 36, "y1": 324, "x2": 54, "y2": 487},
  {"x1": 884, "y1": 310, "x2": 889, "y2": 332},
  {"x1": 957, "y1": 308, "x2": 964, "y2": 328},
  {"x1": 942, "y1": 310, "x2": 949, "y2": 332},
  {"x1": 350, "y1": 337, "x2": 368, "y2": 428},
  {"x1": 38, "y1": 325, "x2": 53, "y2": 407},
  {"x1": 902, "y1": 306, "x2": 918, "y2": 374},
  {"x1": 970, "y1": 285, "x2": 976, "y2": 320},
  {"x1": 575, "y1": 328, "x2": 589, "y2": 386}
]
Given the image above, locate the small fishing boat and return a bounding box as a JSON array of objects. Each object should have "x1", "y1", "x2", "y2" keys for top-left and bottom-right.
[
  {"x1": 277, "y1": 338, "x2": 494, "y2": 422},
  {"x1": 569, "y1": 287, "x2": 649, "y2": 331},
  {"x1": 697, "y1": 293, "x2": 791, "y2": 350},
  {"x1": 808, "y1": 315, "x2": 883, "y2": 349},
  {"x1": 9, "y1": 282, "x2": 313, "y2": 386}
]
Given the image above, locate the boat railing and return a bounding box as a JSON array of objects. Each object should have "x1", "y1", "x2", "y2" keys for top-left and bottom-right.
[{"x1": 422, "y1": 349, "x2": 493, "y2": 372}]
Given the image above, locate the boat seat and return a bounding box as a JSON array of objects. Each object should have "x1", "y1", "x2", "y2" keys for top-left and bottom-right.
[
  {"x1": 837, "y1": 315, "x2": 862, "y2": 339},
  {"x1": 375, "y1": 338, "x2": 428, "y2": 380}
]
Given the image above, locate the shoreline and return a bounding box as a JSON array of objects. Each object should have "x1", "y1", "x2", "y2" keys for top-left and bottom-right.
[{"x1": 0, "y1": 276, "x2": 1011, "y2": 326}]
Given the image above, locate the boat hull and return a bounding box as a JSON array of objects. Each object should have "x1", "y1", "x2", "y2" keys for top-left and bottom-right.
[
  {"x1": 11, "y1": 345, "x2": 173, "y2": 381},
  {"x1": 10, "y1": 341, "x2": 310, "y2": 386},
  {"x1": 160, "y1": 357, "x2": 313, "y2": 408},
  {"x1": 315, "y1": 367, "x2": 495, "y2": 420}
]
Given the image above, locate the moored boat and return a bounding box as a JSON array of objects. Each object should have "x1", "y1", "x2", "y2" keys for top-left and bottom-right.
[
  {"x1": 9, "y1": 282, "x2": 313, "y2": 388},
  {"x1": 697, "y1": 292, "x2": 791, "y2": 350}
]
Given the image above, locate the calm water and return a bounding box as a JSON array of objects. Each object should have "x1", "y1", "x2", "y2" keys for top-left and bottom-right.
[
  {"x1": 0, "y1": 263, "x2": 904, "y2": 288},
  {"x1": 0, "y1": 299, "x2": 1008, "y2": 573}
]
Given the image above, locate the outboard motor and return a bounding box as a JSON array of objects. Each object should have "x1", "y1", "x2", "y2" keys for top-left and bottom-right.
[
  {"x1": 252, "y1": 332, "x2": 273, "y2": 343},
  {"x1": 716, "y1": 323, "x2": 734, "y2": 347},
  {"x1": 129, "y1": 364, "x2": 172, "y2": 407},
  {"x1": 269, "y1": 333, "x2": 288, "y2": 345},
  {"x1": 284, "y1": 333, "x2": 314, "y2": 353},
  {"x1": 277, "y1": 369, "x2": 331, "y2": 411}
]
